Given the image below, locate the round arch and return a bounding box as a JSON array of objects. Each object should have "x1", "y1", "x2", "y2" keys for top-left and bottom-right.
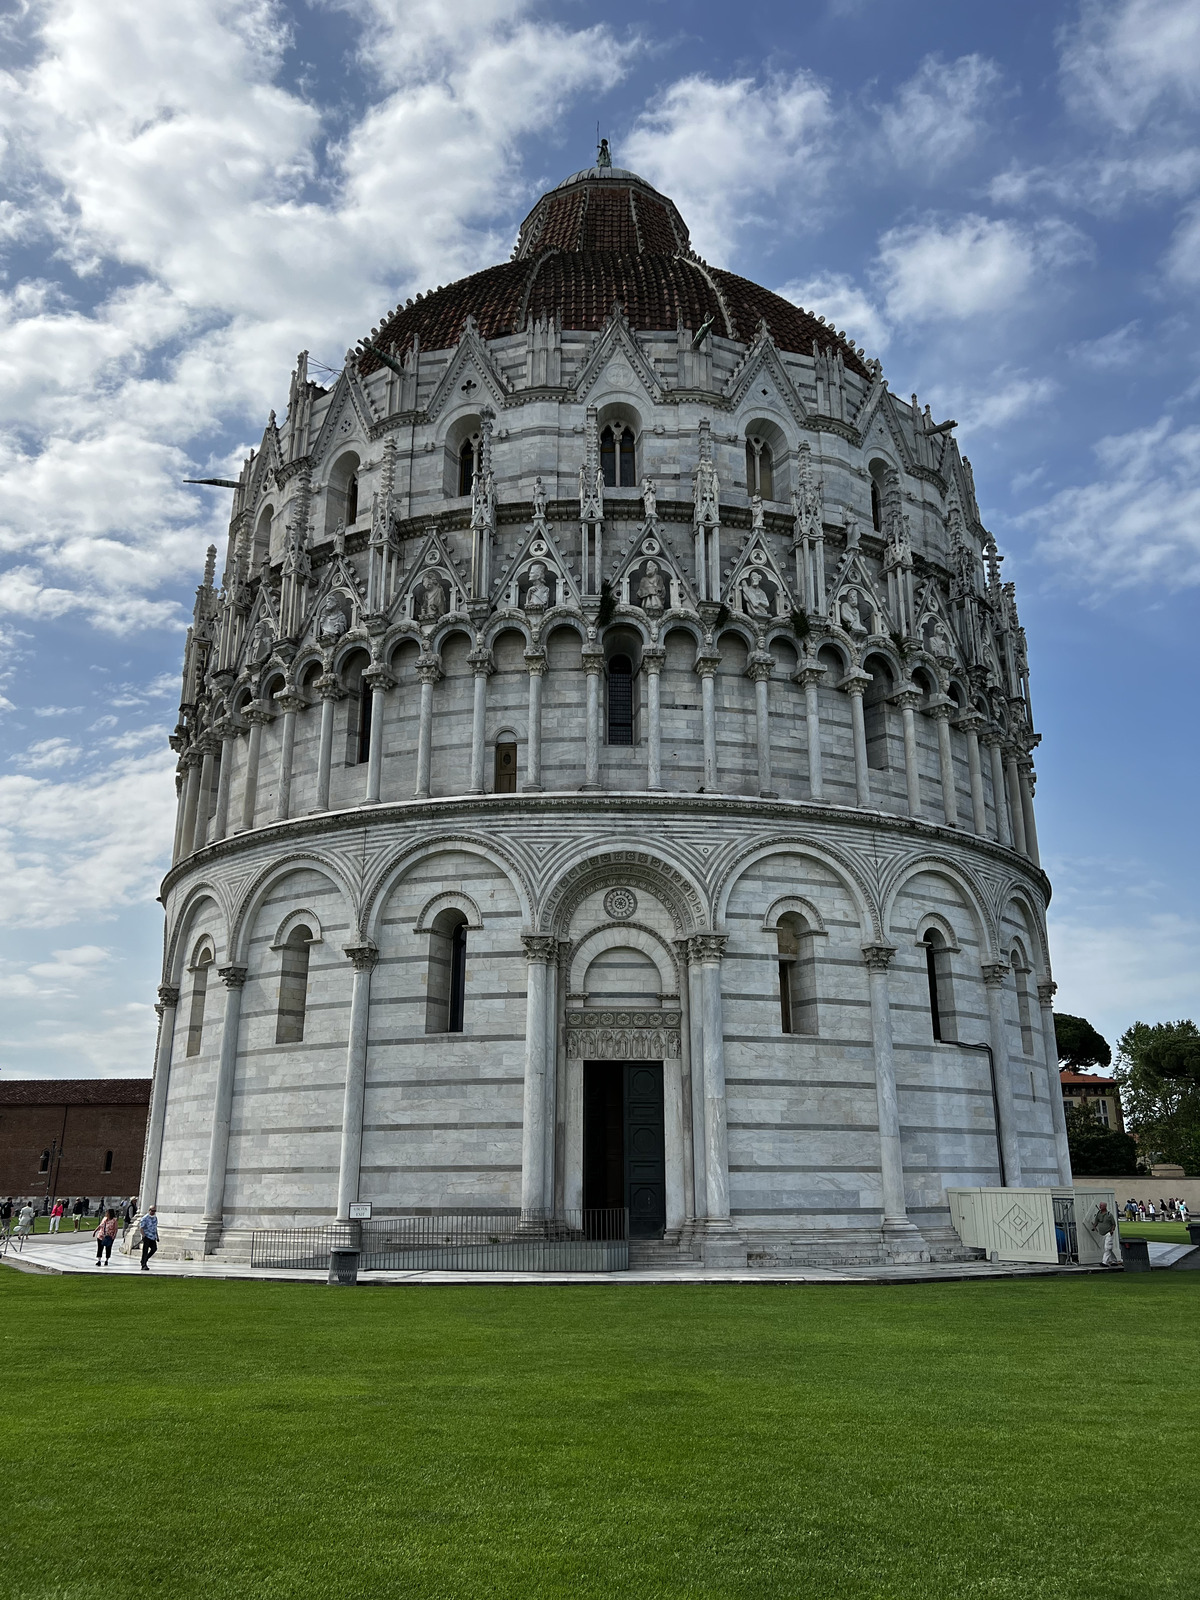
[
  {"x1": 164, "y1": 885, "x2": 231, "y2": 985},
  {"x1": 228, "y1": 853, "x2": 357, "y2": 966},
  {"x1": 567, "y1": 922, "x2": 682, "y2": 1000},
  {"x1": 880, "y1": 855, "x2": 995, "y2": 959},
  {"x1": 363, "y1": 834, "x2": 534, "y2": 943},
  {"x1": 999, "y1": 886, "x2": 1051, "y2": 977},
  {"x1": 539, "y1": 848, "x2": 709, "y2": 939},
  {"x1": 714, "y1": 836, "x2": 878, "y2": 939}
]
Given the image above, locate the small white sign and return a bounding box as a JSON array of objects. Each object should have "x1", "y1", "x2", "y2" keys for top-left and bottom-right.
[{"x1": 348, "y1": 1202, "x2": 372, "y2": 1220}]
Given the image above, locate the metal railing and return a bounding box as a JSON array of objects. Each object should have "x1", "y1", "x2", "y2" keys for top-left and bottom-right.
[{"x1": 250, "y1": 1209, "x2": 628, "y2": 1274}]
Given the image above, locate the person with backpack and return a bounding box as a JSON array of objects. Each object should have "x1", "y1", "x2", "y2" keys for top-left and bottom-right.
[{"x1": 94, "y1": 1209, "x2": 119, "y2": 1266}]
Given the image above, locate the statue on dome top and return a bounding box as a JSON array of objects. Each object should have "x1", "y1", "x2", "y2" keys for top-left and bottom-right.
[{"x1": 597, "y1": 138, "x2": 612, "y2": 170}]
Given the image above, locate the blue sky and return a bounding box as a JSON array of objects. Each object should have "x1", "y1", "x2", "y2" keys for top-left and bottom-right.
[{"x1": 1, "y1": 0, "x2": 1197, "y2": 1076}]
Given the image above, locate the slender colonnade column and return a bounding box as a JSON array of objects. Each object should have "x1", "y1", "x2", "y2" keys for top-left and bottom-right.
[
  {"x1": 210, "y1": 718, "x2": 237, "y2": 844},
  {"x1": 414, "y1": 656, "x2": 440, "y2": 799},
  {"x1": 140, "y1": 984, "x2": 179, "y2": 1209},
  {"x1": 958, "y1": 711, "x2": 988, "y2": 835},
  {"x1": 1005, "y1": 750, "x2": 1028, "y2": 855},
  {"x1": 984, "y1": 732, "x2": 1011, "y2": 846},
  {"x1": 239, "y1": 704, "x2": 270, "y2": 830},
  {"x1": 336, "y1": 941, "x2": 379, "y2": 1220},
  {"x1": 689, "y1": 934, "x2": 731, "y2": 1223},
  {"x1": 749, "y1": 654, "x2": 776, "y2": 798},
  {"x1": 861, "y1": 945, "x2": 916, "y2": 1235},
  {"x1": 519, "y1": 936, "x2": 557, "y2": 1218},
  {"x1": 981, "y1": 960, "x2": 1023, "y2": 1185},
  {"x1": 896, "y1": 687, "x2": 922, "y2": 818},
  {"x1": 273, "y1": 688, "x2": 303, "y2": 821},
  {"x1": 1038, "y1": 978, "x2": 1072, "y2": 1184},
  {"x1": 363, "y1": 668, "x2": 393, "y2": 805},
  {"x1": 467, "y1": 650, "x2": 492, "y2": 796},
  {"x1": 201, "y1": 965, "x2": 248, "y2": 1234},
  {"x1": 1018, "y1": 759, "x2": 1040, "y2": 866},
  {"x1": 696, "y1": 656, "x2": 719, "y2": 792},
  {"x1": 643, "y1": 647, "x2": 664, "y2": 791},
  {"x1": 195, "y1": 738, "x2": 217, "y2": 847},
  {"x1": 582, "y1": 649, "x2": 603, "y2": 791},
  {"x1": 931, "y1": 700, "x2": 959, "y2": 827},
  {"x1": 314, "y1": 675, "x2": 341, "y2": 812},
  {"x1": 177, "y1": 750, "x2": 203, "y2": 859},
  {"x1": 524, "y1": 651, "x2": 545, "y2": 791},
  {"x1": 797, "y1": 662, "x2": 824, "y2": 801},
  {"x1": 844, "y1": 673, "x2": 871, "y2": 808},
  {"x1": 683, "y1": 942, "x2": 708, "y2": 1220}
]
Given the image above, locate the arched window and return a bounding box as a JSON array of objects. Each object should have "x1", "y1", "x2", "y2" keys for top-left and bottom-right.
[
  {"x1": 863, "y1": 659, "x2": 894, "y2": 770},
  {"x1": 356, "y1": 681, "x2": 372, "y2": 765},
  {"x1": 923, "y1": 929, "x2": 955, "y2": 1043},
  {"x1": 39, "y1": 1149, "x2": 50, "y2": 1173},
  {"x1": 600, "y1": 425, "x2": 636, "y2": 488},
  {"x1": 458, "y1": 437, "x2": 479, "y2": 496},
  {"x1": 777, "y1": 913, "x2": 818, "y2": 1035},
  {"x1": 276, "y1": 925, "x2": 313, "y2": 1044},
  {"x1": 746, "y1": 437, "x2": 775, "y2": 500},
  {"x1": 345, "y1": 472, "x2": 359, "y2": 526},
  {"x1": 607, "y1": 655, "x2": 634, "y2": 744},
  {"x1": 1013, "y1": 951, "x2": 1035, "y2": 1056},
  {"x1": 494, "y1": 738, "x2": 517, "y2": 793},
  {"x1": 103, "y1": 1151, "x2": 113, "y2": 1173},
  {"x1": 426, "y1": 909, "x2": 468, "y2": 1034},
  {"x1": 186, "y1": 949, "x2": 213, "y2": 1058},
  {"x1": 870, "y1": 480, "x2": 882, "y2": 532}
]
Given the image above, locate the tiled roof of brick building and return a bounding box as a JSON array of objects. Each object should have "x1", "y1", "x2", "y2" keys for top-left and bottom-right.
[
  {"x1": 0, "y1": 1079, "x2": 151, "y2": 1106},
  {"x1": 358, "y1": 168, "x2": 870, "y2": 380},
  {"x1": 1059, "y1": 1070, "x2": 1117, "y2": 1087}
]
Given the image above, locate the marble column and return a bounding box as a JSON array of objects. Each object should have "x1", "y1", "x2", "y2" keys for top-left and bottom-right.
[
  {"x1": 696, "y1": 655, "x2": 719, "y2": 792},
  {"x1": 796, "y1": 662, "x2": 824, "y2": 801},
  {"x1": 520, "y1": 935, "x2": 557, "y2": 1218},
  {"x1": 749, "y1": 653, "x2": 776, "y2": 798},
  {"x1": 896, "y1": 687, "x2": 922, "y2": 818},
  {"x1": 1038, "y1": 978, "x2": 1072, "y2": 1184},
  {"x1": 683, "y1": 943, "x2": 708, "y2": 1220},
  {"x1": 1018, "y1": 759, "x2": 1041, "y2": 867},
  {"x1": 336, "y1": 941, "x2": 378, "y2": 1219},
  {"x1": 239, "y1": 704, "x2": 271, "y2": 831},
  {"x1": 467, "y1": 649, "x2": 493, "y2": 796},
  {"x1": 314, "y1": 674, "x2": 341, "y2": 812},
  {"x1": 414, "y1": 655, "x2": 441, "y2": 799},
  {"x1": 643, "y1": 646, "x2": 665, "y2": 791},
  {"x1": 861, "y1": 944, "x2": 919, "y2": 1239},
  {"x1": 1005, "y1": 751, "x2": 1028, "y2": 856},
  {"x1": 844, "y1": 672, "x2": 871, "y2": 808},
  {"x1": 140, "y1": 984, "x2": 179, "y2": 1209},
  {"x1": 984, "y1": 732, "x2": 1011, "y2": 846},
  {"x1": 177, "y1": 749, "x2": 203, "y2": 859},
  {"x1": 272, "y1": 689, "x2": 304, "y2": 822},
  {"x1": 171, "y1": 762, "x2": 187, "y2": 862},
  {"x1": 982, "y1": 960, "x2": 1023, "y2": 1186},
  {"x1": 582, "y1": 648, "x2": 603, "y2": 791},
  {"x1": 201, "y1": 965, "x2": 248, "y2": 1231},
  {"x1": 930, "y1": 700, "x2": 959, "y2": 827},
  {"x1": 210, "y1": 721, "x2": 237, "y2": 844},
  {"x1": 689, "y1": 934, "x2": 730, "y2": 1222},
  {"x1": 957, "y1": 711, "x2": 988, "y2": 835},
  {"x1": 524, "y1": 651, "x2": 545, "y2": 792},
  {"x1": 195, "y1": 738, "x2": 217, "y2": 847},
  {"x1": 363, "y1": 669, "x2": 393, "y2": 805}
]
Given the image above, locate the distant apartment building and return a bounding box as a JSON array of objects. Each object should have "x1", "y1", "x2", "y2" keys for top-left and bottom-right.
[
  {"x1": 0, "y1": 1080, "x2": 151, "y2": 1200},
  {"x1": 1060, "y1": 1069, "x2": 1125, "y2": 1132}
]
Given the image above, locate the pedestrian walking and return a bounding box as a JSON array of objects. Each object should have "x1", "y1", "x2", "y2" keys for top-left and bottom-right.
[
  {"x1": 71, "y1": 1197, "x2": 85, "y2": 1231},
  {"x1": 121, "y1": 1198, "x2": 136, "y2": 1240},
  {"x1": 1180, "y1": 1199, "x2": 1190, "y2": 1223},
  {"x1": 94, "y1": 1210, "x2": 119, "y2": 1266},
  {"x1": 1096, "y1": 1202, "x2": 1119, "y2": 1267},
  {"x1": 138, "y1": 1206, "x2": 159, "y2": 1271},
  {"x1": 0, "y1": 1198, "x2": 12, "y2": 1236},
  {"x1": 16, "y1": 1203, "x2": 36, "y2": 1247},
  {"x1": 49, "y1": 1199, "x2": 64, "y2": 1234}
]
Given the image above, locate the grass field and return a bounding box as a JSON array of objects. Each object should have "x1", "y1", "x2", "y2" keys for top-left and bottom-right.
[
  {"x1": 1116, "y1": 1220, "x2": 1193, "y2": 1244},
  {"x1": 1, "y1": 1273, "x2": 1196, "y2": 1599}
]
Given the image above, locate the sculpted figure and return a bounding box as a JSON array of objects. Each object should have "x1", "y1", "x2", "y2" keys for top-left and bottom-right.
[
  {"x1": 419, "y1": 571, "x2": 447, "y2": 623},
  {"x1": 532, "y1": 476, "x2": 547, "y2": 519},
  {"x1": 928, "y1": 619, "x2": 954, "y2": 660},
  {"x1": 750, "y1": 494, "x2": 765, "y2": 531},
  {"x1": 249, "y1": 620, "x2": 273, "y2": 661},
  {"x1": 741, "y1": 568, "x2": 773, "y2": 621},
  {"x1": 640, "y1": 476, "x2": 657, "y2": 521},
  {"x1": 524, "y1": 561, "x2": 551, "y2": 611},
  {"x1": 838, "y1": 586, "x2": 867, "y2": 638},
  {"x1": 636, "y1": 558, "x2": 666, "y2": 614},
  {"x1": 319, "y1": 596, "x2": 348, "y2": 641}
]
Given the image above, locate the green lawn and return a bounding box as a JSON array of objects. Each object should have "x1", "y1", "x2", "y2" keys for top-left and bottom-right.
[
  {"x1": 1117, "y1": 1220, "x2": 1193, "y2": 1245},
  {"x1": 0, "y1": 1274, "x2": 1196, "y2": 1599}
]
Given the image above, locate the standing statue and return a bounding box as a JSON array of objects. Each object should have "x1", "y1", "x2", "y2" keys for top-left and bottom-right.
[
  {"x1": 524, "y1": 561, "x2": 551, "y2": 611},
  {"x1": 741, "y1": 569, "x2": 773, "y2": 622},
  {"x1": 640, "y1": 476, "x2": 657, "y2": 522},
  {"x1": 750, "y1": 494, "x2": 765, "y2": 532},
  {"x1": 636, "y1": 559, "x2": 666, "y2": 615},
  {"x1": 419, "y1": 570, "x2": 448, "y2": 623},
  {"x1": 532, "y1": 476, "x2": 547, "y2": 519}
]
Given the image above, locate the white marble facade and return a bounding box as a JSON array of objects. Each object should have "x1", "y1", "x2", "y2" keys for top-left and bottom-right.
[{"x1": 142, "y1": 164, "x2": 1068, "y2": 1266}]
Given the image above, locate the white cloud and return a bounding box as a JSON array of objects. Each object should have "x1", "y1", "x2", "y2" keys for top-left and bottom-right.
[
  {"x1": 1165, "y1": 199, "x2": 1200, "y2": 285},
  {"x1": 881, "y1": 54, "x2": 1001, "y2": 173},
  {"x1": 1024, "y1": 415, "x2": 1200, "y2": 589},
  {"x1": 1060, "y1": 0, "x2": 1200, "y2": 134},
  {"x1": 0, "y1": 747, "x2": 175, "y2": 927},
  {"x1": 878, "y1": 213, "x2": 1088, "y2": 323},
  {"x1": 1069, "y1": 320, "x2": 1144, "y2": 369},
  {"x1": 935, "y1": 371, "x2": 1060, "y2": 435},
  {"x1": 775, "y1": 273, "x2": 890, "y2": 354},
  {"x1": 15, "y1": 736, "x2": 81, "y2": 770},
  {"x1": 622, "y1": 71, "x2": 834, "y2": 261}
]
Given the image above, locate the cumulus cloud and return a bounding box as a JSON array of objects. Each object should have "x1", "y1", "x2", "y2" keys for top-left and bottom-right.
[
  {"x1": 881, "y1": 54, "x2": 1002, "y2": 173},
  {"x1": 938, "y1": 371, "x2": 1060, "y2": 434},
  {"x1": 1024, "y1": 415, "x2": 1200, "y2": 589},
  {"x1": 623, "y1": 71, "x2": 834, "y2": 260},
  {"x1": 1060, "y1": 0, "x2": 1200, "y2": 134},
  {"x1": 775, "y1": 273, "x2": 890, "y2": 354},
  {"x1": 15, "y1": 736, "x2": 81, "y2": 770},
  {"x1": 878, "y1": 213, "x2": 1089, "y2": 323}
]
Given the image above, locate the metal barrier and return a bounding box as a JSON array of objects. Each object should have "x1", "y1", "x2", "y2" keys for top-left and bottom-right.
[{"x1": 250, "y1": 1209, "x2": 628, "y2": 1273}]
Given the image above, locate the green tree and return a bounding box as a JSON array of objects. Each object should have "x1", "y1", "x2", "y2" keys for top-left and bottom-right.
[
  {"x1": 1062, "y1": 1100, "x2": 1138, "y2": 1176},
  {"x1": 1053, "y1": 1013, "x2": 1112, "y2": 1069},
  {"x1": 1114, "y1": 1019, "x2": 1200, "y2": 1174}
]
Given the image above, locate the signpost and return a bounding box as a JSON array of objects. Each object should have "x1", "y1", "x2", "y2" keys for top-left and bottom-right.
[{"x1": 348, "y1": 1201, "x2": 372, "y2": 1220}]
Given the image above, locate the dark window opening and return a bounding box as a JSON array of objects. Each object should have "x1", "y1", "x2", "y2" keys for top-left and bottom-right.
[
  {"x1": 426, "y1": 910, "x2": 468, "y2": 1034},
  {"x1": 276, "y1": 925, "x2": 313, "y2": 1044},
  {"x1": 186, "y1": 951, "x2": 212, "y2": 1057},
  {"x1": 103, "y1": 1150, "x2": 113, "y2": 1173},
  {"x1": 458, "y1": 438, "x2": 477, "y2": 497},
  {"x1": 863, "y1": 665, "x2": 893, "y2": 771},
  {"x1": 924, "y1": 931, "x2": 954, "y2": 1044},
  {"x1": 494, "y1": 739, "x2": 517, "y2": 793},
  {"x1": 746, "y1": 438, "x2": 774, "y2": 499},
  {"x1": 871, "y1": 480, "x2": 882, "y2": 532},
  {"x1": 777, "y1": 914, "x2": 818, "y2": 1035},
  {"x1": 345, "y1": 472, "x2": 358, "y2": 526},
  {"x1": 925, "y1": 941, "x2": 942, "y2": 1041},
  {"x1": 607, "y1": 655, "x2": 634, "y2": 744},
  {"x1": 39, "y1": 1149, "x2": 50, "y2": 1173},
  {"x1": 356, "y1": 683, "x2": 372, "y2": 764},
  {"x1": 600, "y1": 425, "x2": 636, "y2": 488}
]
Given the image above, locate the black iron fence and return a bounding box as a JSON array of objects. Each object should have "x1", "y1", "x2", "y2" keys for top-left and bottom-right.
[{"x1": 250, "y1": 1209, "x2": 628, "y2": 1274}]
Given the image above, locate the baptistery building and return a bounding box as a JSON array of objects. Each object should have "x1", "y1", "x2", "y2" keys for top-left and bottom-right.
[{"x1": 143, "y1": 157, "x2": 1070, "y2": 1265}]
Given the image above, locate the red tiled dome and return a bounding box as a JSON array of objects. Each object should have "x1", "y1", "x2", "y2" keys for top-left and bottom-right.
[{"x1": 358, "y1": 169, "x2": 869, "y2": 380}]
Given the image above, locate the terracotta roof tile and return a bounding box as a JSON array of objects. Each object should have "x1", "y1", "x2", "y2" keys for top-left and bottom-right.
[{"x1": 0, "y1": 1079, "x2": 152, "y2": 1106}]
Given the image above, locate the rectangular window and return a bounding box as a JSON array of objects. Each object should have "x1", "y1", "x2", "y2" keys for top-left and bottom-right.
[{"x1": 494, "y1": 740, "x2": 517, "y2": 793}]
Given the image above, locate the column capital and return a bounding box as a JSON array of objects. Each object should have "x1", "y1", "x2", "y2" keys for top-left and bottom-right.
[
  {"x1": 687, "y1": 932, "x2": 727, "y2": 963},
  {"x1": 315, "y1": 673, "x2": 344, "y2": 701},
  {"x1": 524, "y1": 649, "x2": 547, "y2": 676},
  {"x1": 861, "y1": 942, "x2": 896, "y2": 972},
  {"x1": 415, "y1": 655, "x2": 442, "y2": 686},
  {"x1": 927, "y1": 695, "x2": 955, "y2": 721},
  {"x1": 794, "y1": 662, "x2": 826, "y2": 688},
  {"x1": 344, "y1": 939, "x2": 379, "y2": 972},
  {"x1": 746, "y1": 653, "x2": 774, "y2": 682},
  {"x1": 980, "y1": 959, "x2": 1010, "y2": 988},
  {"x1": 1037, "y1": 978, "x2": 1057, "y2": 1006},
  {"x1": 693, "y1": 653, "x2": 720, "y2": 680},
  {"x1": 362, "y1": 665, "x2": 396, "y2": 692},
  {"x1": 954, "y1": 708, "x2": 986, "y2": 733},
  {"x1": 892, "y1": 685, "x2": 922, "y2": 710},
  {"x1": 183, "y1": 745, "x2": 206, "y2": 769},
  {"x1": 273, "y1": 687, "x2": 307, "y2": 715},
  {"x1": 581, "y1": 648, "x2": 606, "y2": 676},
  {"x1": 839, "y1": 669, "x2": 871, "y2": 697},
  {"x1": 522, "y1": 933, "x2": 559, "y2": 964},
  {"x1": 978, "y1": 725, "x2": 1004, "y2": 749},
  {"x1": 217, "y1": 964, "x2": 248, "y2": 989},
  {"x1": 244, "y1": 700, "x2": 274, "y2": 726},
  {"x1": 467, "y1": 648, "x2": 494, "y2": 678},
  {"x1": 156, "y1": 984, "x2": 180, "y2": 1011},
  {"x1": 641, "y1": 646, "x2": 666, "y2": 672}
]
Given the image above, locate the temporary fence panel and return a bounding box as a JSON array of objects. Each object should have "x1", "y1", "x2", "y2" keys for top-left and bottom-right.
[
  {"x1": 945, "y1": 1187, "x2": 1059, "y2": 1263},
  {"x1": 1071, "y1": 1187, "x2": 1119, "y2": 1264}
]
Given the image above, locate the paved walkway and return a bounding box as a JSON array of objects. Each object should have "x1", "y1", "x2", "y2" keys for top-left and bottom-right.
[{"x1": 4, "y1": 1231, "x2": 1107, "y2": 1287}]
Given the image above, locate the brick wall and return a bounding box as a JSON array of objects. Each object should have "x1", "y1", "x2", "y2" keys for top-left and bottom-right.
[{"x1": 0, "y1": 1084, "x2": 150, "y2": 1202}]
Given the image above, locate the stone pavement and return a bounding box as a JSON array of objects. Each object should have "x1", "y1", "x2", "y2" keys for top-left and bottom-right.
[{"x1": 5, "y1": 1231, "x2": 1109, "y2": 1287}]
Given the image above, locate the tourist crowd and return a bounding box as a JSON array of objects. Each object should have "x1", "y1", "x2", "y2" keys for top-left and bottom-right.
[{"x1": 1122, "y1": 1197, "x2": 1191, "y2": 1222}]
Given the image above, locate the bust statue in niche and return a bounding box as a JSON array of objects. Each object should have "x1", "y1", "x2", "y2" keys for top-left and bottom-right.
[
  {"x1": 740, "y1": 568, "x2": 774, "y2": 621},
  {"x1": 522, "y1": 561, "x2": 552, "y2": 612},
  {"x1": 635, "y1": 559, "x2": 666, "y2": 615},
  {"x1": 837, "y1": 586, "x2": 869, "y2": 639},
  {"x1": 318, "y1": 595, "x2": 349, "y2": 642},
  {"x1": 418, "y1": 570, "x2": 448, "y2": 623}
]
